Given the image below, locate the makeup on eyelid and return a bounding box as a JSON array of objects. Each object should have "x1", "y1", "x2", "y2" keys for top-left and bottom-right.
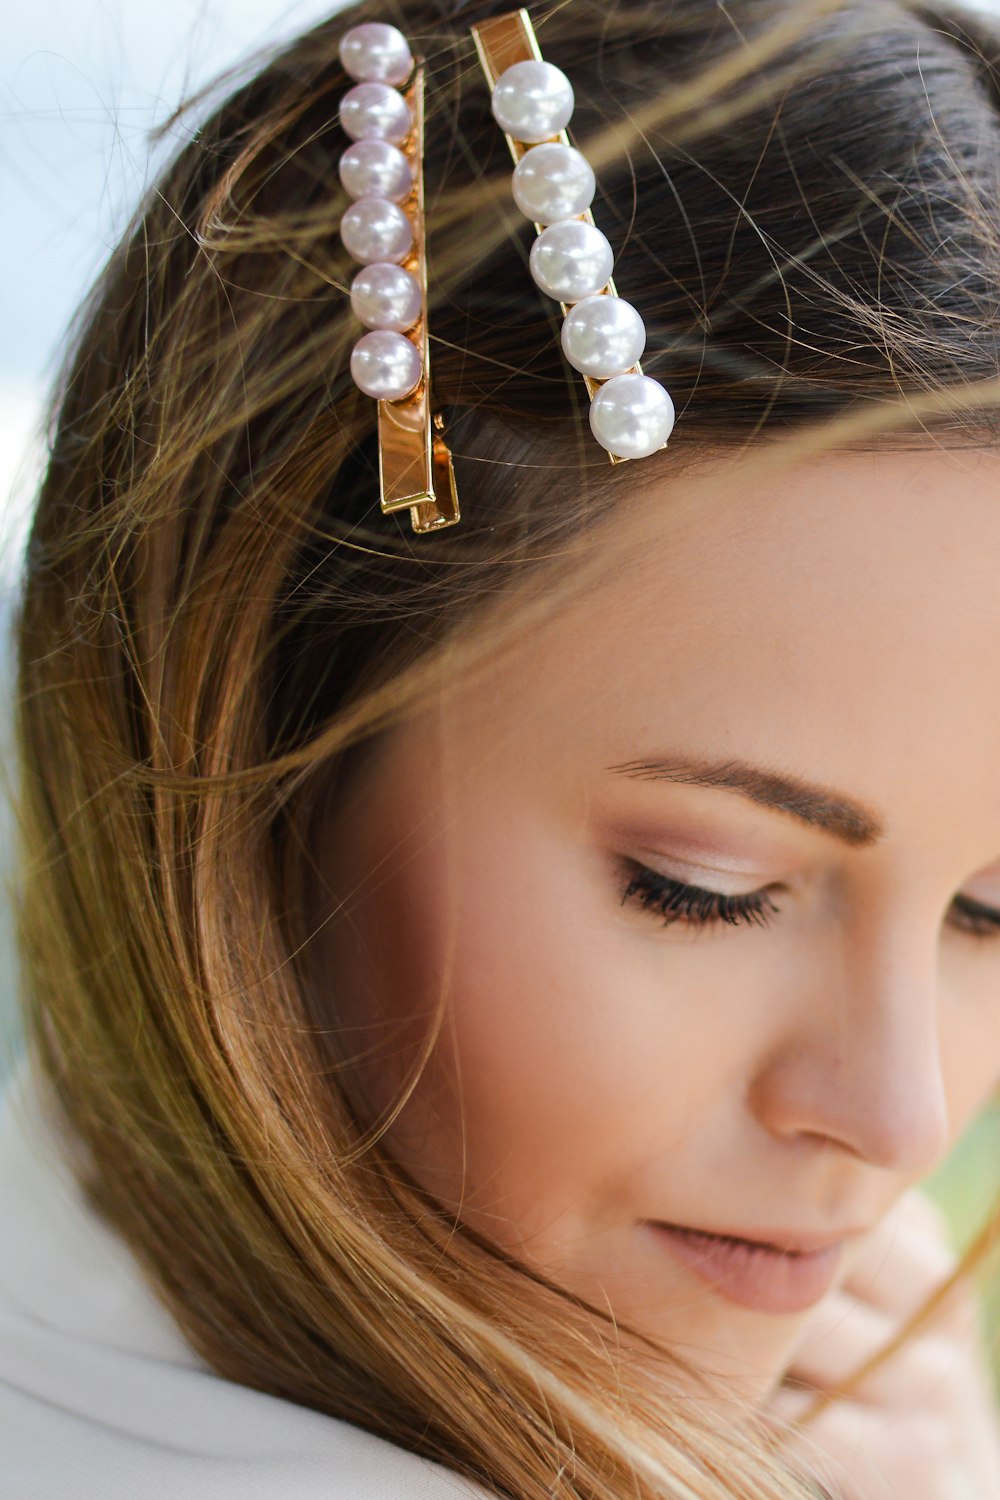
[
  {"x1": 596, "y1": 817, "x2": 797, "y2": 889},
  {"x1": 599, "y1": 792, "x2": 1000, "y2": 902},
  {"x1": 624, "y1": 847, "x2": 778, "y2": 896}
]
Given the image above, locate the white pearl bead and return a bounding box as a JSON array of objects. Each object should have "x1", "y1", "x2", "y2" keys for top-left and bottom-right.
[
  {"x1": 339, "y1": 139, "x2": 412, "y2": 201},
  {"x1": 491, "y1": 60, "x2": 574, "y2": 144},
  {"x1": 589, "y1": 374, "x2": 675, "y2": 459},
  {"x1": 350, "y1": 330, "x2": 422, "y2": 400},
  {"x1": 340, "y1": 197, "x2": 413, "y2": 264},
  {"x1": 511, "y1": 142, "x2": 595, "y2": 224},
  {"x1": 339, "y1": 23, "x2": 413, "y2": 86},
  {"x1": 561, "y1": 295, "x2": 646, "y2": 378},
  {"x1": 350, "y1": 263, "x2": 422, "y2": 331},
  {"x1": 529, "y1": 220, "x2": 613, "y2": 301},
  {"x1": 339, "y1": 82, "x2": 411, "y2": 144}
]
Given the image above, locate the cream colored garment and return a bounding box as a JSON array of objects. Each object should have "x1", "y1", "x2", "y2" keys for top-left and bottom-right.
[{"x1": 0, "y1": 1054, "x2": 490, "y2": 1500}]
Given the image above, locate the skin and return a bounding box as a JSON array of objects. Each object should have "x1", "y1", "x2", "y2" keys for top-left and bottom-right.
[{"x1": 316, "y1": 447, "x2": 1000, "y2": 1493}]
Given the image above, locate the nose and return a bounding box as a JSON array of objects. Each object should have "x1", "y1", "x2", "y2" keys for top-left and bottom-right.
[{"x1": 748, "y1": 930, "x2": 951, "y2": 1175}]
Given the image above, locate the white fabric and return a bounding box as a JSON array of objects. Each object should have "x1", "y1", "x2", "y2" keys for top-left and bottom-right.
[{"x1": 0, "y1": 1055, "x2": 491, "y2": 1500}]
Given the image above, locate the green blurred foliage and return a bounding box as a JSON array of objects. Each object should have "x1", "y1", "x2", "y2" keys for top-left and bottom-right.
[{"x1": 925, "y1": 1102, "x2": 1000, "y2": 1388}]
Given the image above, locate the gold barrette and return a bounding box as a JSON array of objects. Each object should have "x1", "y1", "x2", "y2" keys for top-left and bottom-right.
[
  {"x1": 337, "y1": 22, "x2": 460, "y2": 532},
  {"x1": 471, "y1": 8, "x2": 675, "y2": 462}
]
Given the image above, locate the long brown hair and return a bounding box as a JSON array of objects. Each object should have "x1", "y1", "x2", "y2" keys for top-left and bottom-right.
[{"x1": 9, "y1": 1, "x2": 1000, "y2": 1496}]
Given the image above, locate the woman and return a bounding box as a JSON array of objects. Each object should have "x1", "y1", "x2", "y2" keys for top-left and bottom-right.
[{"x1": 1, "y1": 0, "x2": 999, "y2": 1495}]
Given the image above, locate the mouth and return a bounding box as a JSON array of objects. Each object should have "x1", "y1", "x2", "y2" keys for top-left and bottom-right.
[{"x1": 647, "y1": 1219, "x2": 853, "y2": 1315}]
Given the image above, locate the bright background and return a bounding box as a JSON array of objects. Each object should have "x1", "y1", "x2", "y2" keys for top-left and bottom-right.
[
  {"x1": 1, "y1": 0, "x2": 353, "y2": 572},
  {"x1": 1, "y1": 1, "x2": 999, "y2": 1348}
]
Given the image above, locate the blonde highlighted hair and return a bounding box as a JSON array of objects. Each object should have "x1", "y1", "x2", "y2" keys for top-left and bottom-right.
[{"x1": 8, "y1": 1, "x2": 1000, "y2": 1496}]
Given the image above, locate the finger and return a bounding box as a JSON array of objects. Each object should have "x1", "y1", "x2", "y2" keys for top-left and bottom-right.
[
  {"x1": 844, "y1": 1192, "x2": 955, "y2": 1307},
  {"x1": 841, "y1": 1195, "x2": 974, "y2": 1336},
  {"x1": 771, "y1": 1396, "x2": 957, "y2": 1500},
  {"x1": 782, "y1": 1288, "x2": 974, "y2": 1411},
  {"x1": 764, "y1": 1383, "x2": 816, "y2": 1428},
  {"x1": 782, "y1": 1288, "x2": 894, "y2": 1397}
]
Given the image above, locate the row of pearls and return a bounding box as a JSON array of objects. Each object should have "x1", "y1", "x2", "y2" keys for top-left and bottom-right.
[
  {"x1": 337, "y1": 23, "x2": 425, "y2": 403},
  {"x1": 489, "y1": 59, "x2": 675, "y2": 460}
]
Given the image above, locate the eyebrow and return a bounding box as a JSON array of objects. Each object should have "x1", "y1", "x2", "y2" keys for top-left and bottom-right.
[{"x1": 607, "y1": 754, "x2": 886, "y2": 848}]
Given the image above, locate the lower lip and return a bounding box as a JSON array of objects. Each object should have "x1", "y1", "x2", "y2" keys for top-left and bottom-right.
[{"x1": 649, "y1": 1223, "x2": 844, "y2": 1314}]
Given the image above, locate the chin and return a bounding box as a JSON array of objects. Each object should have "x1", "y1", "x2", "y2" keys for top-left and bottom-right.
[
  {"x1": 643, "y1": 1305, "x2": 815, "y2": 1407},
  {"x1": 576, "y1": 1239, "x2": 840, "y2": 1407}
]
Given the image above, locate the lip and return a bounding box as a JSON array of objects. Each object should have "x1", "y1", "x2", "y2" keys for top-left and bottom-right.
[{"x1": 647, "y1": 1219, "x2": 855, "y2": 1315}]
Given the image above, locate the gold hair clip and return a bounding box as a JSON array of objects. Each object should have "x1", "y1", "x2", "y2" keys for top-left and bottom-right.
[
  {"x1": 337, "y1": 22, "x2": 460, "y2": 532},
  {"x1": 471, "y1": 8, "x2": 675, "y2": 462}
]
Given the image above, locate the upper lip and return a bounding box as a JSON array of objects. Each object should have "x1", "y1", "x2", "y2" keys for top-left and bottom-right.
[{"x1": 648, "y1": 1219, "x2": 867, "y2": 1256}]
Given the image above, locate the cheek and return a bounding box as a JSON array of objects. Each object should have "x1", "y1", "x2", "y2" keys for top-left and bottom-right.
[
  {"x1": 362, "y1": 792, "x2": 746, "y2": 1246},
  {"x1": 940, "y1": 958, "x2": 1000, "y2": 1127}
]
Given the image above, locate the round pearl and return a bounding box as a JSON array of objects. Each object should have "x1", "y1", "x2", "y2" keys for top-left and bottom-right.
[
  {"x1": 339, "y1": 23, "x2": 413, "y2": 86},
  {"x1": 340, "y1": 197, "x2": 413, "y2": 264},
  {"x1": 560, "y1": 295, "x2": 646, "y2": 378},
  {"x1": 589, "y1": 374, "x2": 675, "y2": 459},
  {"x1": 339, "y1": 82, "x2": 411, "y2": 144},
  {"x1": 529, "y1": 220, "x2": 613, "y2": 301},
  {"x1": 350, "y1": 330, "x2": 422, "y2": 400},
  {"x1": 491, "y1": 60, "x2": 574, "y2": 144},
  {"x1": 350, "y1": 263, "x2": 422, "y2": 332},
  {"x1": 339, "y1": 139, "x2": 412, "y2": 201},
  {"x1": 511, "y1": 142, "x2": 595, "y2": 224}
]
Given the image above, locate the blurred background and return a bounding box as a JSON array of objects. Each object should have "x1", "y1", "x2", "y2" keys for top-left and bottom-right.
[{"x1": 2, "y1": 0, "x2": 999, "y2": 1355}]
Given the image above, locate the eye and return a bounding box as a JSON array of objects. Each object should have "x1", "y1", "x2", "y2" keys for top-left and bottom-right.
[
  {"x1": 950, "y1": 893, "x2": 1000, "y2": 939},
  {"x1": 620, "y1": 862, "x2": 1000, "y2": 940},
  {"x1": 619, "y1": 861, "x2": 781, "y2": 932}
]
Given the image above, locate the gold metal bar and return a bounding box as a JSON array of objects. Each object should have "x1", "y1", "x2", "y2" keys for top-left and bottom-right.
[
  {"x1": 470, "y1": 8, "x2": 642, "y2": 463},
  {"x1": 376, "y1": 62, "x2": 460, "y2": 531},
  {"x1": 470, "y1": 8, "x2": 543, "y2": 85}
]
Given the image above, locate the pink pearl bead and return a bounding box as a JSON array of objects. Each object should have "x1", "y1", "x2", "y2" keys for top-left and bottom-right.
[
  {"x1": 339, "y1": 23, "x2": 413, "y2": 86},
  {"x1": 339, "y1": 139, "x2": 413, "y2": 202},
  {"x1": 339, "y1": 82, "x2": 412, "y2": 144},
  {"x1": 340, "y1": 198, "x2": 413, "y2": 265},
  {"x1": 350, "y1": 330, "x2": 422, "y2": 400},
  {"x1": 350, "y1": 263, "x2": 422, "y2": 332}
]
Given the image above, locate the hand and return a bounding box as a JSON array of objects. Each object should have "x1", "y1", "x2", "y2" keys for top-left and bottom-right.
[{"x1": 765, "y1": 1190, "x2": 1000, "y2": 1499}]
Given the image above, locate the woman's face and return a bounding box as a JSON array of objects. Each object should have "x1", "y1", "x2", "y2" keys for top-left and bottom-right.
[{"x1": 317, "y1": 447, "x2": 1000, "y2": 1399}]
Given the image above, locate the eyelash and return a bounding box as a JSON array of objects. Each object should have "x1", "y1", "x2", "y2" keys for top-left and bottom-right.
[
  {"x1": 620, "y1": 862, "x2": 1000, "y2": 939},
  {"x1": 621, "y1": 864, "x2": 781, "y2": 931}
]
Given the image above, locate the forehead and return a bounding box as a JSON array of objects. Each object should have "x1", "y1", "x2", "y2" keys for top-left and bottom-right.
[{"x1": 456, "y1": 447, "x2": 1000, "y2": 856}]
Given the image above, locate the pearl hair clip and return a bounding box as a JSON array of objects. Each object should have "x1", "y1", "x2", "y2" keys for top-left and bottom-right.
[
  {"x1": 471, "y1": 9, "x2": 676, "y2": 462},
  {"x1": 337, "y1": 22, "x2": 459, "y2": 532}
]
